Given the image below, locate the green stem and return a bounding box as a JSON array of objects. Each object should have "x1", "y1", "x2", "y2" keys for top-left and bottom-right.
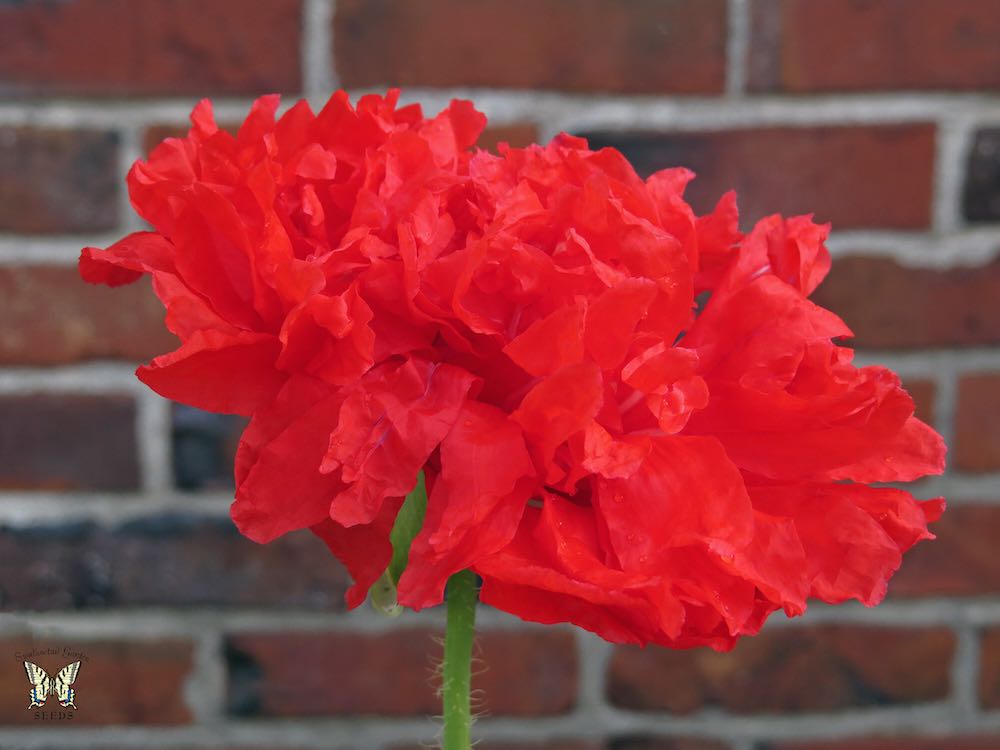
[{"x1": 442, "y1": 569, "x2": 477, "y2": 750}]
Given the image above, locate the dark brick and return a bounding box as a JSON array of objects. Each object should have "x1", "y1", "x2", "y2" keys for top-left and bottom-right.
[
  {"x1": 582, "y1": 125, "x2": 935, "y2": 229},
  {"x1": 0, "y1": 393, "x2": 138, "y2": 490},
  {"x1": 812, "y1": 255, "x2": 1000, "y2": 349},
  {"x1": 335, "y1": 0, "x2": 727, "y2": 94},
  {"x1": 0, "y1": 638, "x2": 192, "y2": 725},
  {"x1": 890, "y1": 505, "x2": 1000, "y2": 598},
  {"x1": 0, "y1": 515, "x2": 350, "y2": 610},
  {"x1": 226, "y1": 628, "x2": 577, "y2": 716},
  {"x1": 963, "y1": 128, "x2": 1000, "y2": 223},
  {"x1": 172, "y1": 406, "x2": 247, "y2": 491},
  {"x1": 0, "y1": 0, "x2": 301, "y2": 97},
  {"x1": 0, "y1": 266, "x2": 177, "y2": 365},
  {"x1": 955, "y1": 374, "x2": 1000, "y2": 472},
  {"x1": 608, "y1": 626, "x2": 954, "y2": 713},
  {"x1": 749, "y1": 0, "x2": 1000, "y2": 93},
  {"x1": 0, "y1": 127, "x2": 118, "y2": 234}
]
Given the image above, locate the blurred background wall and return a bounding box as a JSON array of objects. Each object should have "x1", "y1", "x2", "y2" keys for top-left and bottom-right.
[{"x1": 1, "y1": 1, "x2": 999, "y2": 748}]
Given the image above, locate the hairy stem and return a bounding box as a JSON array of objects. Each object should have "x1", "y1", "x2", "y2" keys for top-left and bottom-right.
[{"x1": 441, "y1": 569, "x2": 477, "y2": 750}]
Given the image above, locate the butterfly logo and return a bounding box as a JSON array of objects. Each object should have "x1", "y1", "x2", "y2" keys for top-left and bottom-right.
[{"x1": 24, "y1": 661, "x2": 81, "y2": 709}]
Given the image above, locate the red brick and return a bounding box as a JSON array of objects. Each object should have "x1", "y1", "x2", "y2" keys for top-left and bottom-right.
[
  {"x1": 955, "y1": 374, "x2": 1000, "y2": 472},
  {"x1": 963, "y1": 127, "x2": 1000, "y2": 223},
  {"x1": 748, "y1": 0, "x2": 1000, "y2": 93},
  {"x1": 904, "y1": 378, "x2": 936, "y2": 427},
  {"x1": 0, "y1": 0, "x2": 301, "y2": 97},
  {"x1": 0, "y1": 516, "x2": 351, "y2": 610},
  {"x1": 0, "y1": 393, "x2": 138, "y2": 490},
  {"x1": 981, "y1": 628, "x2": 1000, "y2": 708},
  {"x1": 811, "y1": 255, "x2": 1000, "y2": 349},
  {"x1": 608, "y1": 626, "x2": 954, "y2": 713},
  {"x1": 0, "y1": 266, "x2": 177, "y2": 365},
  {"x1": 890, "y1": 505, "x2": 1000, "y2": 598},
  {"x1": 581, "y1": 125, "x2": 935, "y2": 229},
  {"x1": 335, "y1": 0, "x2": 727, "y2": 94},
  {"x1": 0, "y1": 127, "x2": 118, "y2": 234},
  {"x1": 0, "y1": 638, "x2": 192, "y2": 724},
  {"x1": 769, "y1": 738, "x2": 1000, "y2": 750},
  {"x1": 478, "y1": 124, "x2": 541, "y2": 153},
  {"x1": 226, "y1": 628, "x2": 577, "y2": 716}
]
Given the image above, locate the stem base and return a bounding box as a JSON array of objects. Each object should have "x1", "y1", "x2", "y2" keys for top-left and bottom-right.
[{"x1": 442, "y1": 569, "x2": 477, "y2": 750}]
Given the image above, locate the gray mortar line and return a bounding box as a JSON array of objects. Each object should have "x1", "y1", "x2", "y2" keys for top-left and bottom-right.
[
  {"x1": 573, "y1": 629, "x2": 614, "y2": 715},
  {"x1": 0, "y1": 362, "x2": 139, "y2": 392},
  {"x1": 0, "y1": 233, "x2": 126, "y2": 263},
  {"x1": 825, "y1": 228, "x2": 1000, "y2": 268},
  {"x1": 934, "y1": 363, "x2": 960, "y2": 455},
  {"x1": 2, "y1": 711, "x2": 998, "y2": 750},
  {"x1": 303, "y1": 0, "x2": 337, "y2": 99},
  {"x1": 0, "y1": 492, "x2": 232, "y2": 525},
  {"x1": 184, "y1": 627, "x2": 227, "y2": 725},
  {"x1": 725, "y1": 0, "x2": 750, "y2": 97},
  {"x1": 950, "y1": 624, "x2": 983, "y2": 723},
  {"x1": 0, "y1": 606, "x2": 566, "y2": 638},
  {"x1": 853, "y1": 347, "x2": 1000, "y2": 374},
  {"x1": 5, "y1": 599, "x2": 1000, "y2": 640},
  {"x1": 4, "y1": 91, "x2": 1000, "y2": 130},
  {"x1": 934, "y1": 115, "x2": 978, "y2": 234},
  {"x1": 136, "y1": 389, "x2": 174, "y2": 494},
  {"x1": 114, "y1": 123, "x2": 145, "y2": 234}
]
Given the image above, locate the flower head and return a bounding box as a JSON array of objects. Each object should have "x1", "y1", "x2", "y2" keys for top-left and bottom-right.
[{"x1": 81, "y1": 91, "x2": 945, "y2": 650}]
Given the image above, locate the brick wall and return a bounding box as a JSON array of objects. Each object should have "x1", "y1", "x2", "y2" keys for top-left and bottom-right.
[{"x1": 1, "y1": 1, "x2": 999, "y2": 748}]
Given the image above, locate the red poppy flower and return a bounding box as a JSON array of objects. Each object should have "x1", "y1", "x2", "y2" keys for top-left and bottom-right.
[{"x1": 81, "y1": 91, "x2": 945, "y2": 650}]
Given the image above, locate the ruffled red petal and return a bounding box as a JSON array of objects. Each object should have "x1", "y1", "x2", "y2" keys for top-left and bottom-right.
[
  {"x1": 399, "y1": 401, "x2": 535, "y2": 608},
  {"x1": 750, "y1": 483, "x2": 939, "y2": 606},
  {"x1": 79, "y1": 231, "x2": 175, "y2": 285},
  {"x1": 311, "y1": 498, "x2": 403, "y2": 609},
  {"x1": 232, "y1": 375, "x2": 346, "y2": 542},
  {"x1": 322, "y1": 358, "x2": 478, "y2": 527},
  {"x1": 137, "y1": 330, "x2": 284, "y2": 416}
]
